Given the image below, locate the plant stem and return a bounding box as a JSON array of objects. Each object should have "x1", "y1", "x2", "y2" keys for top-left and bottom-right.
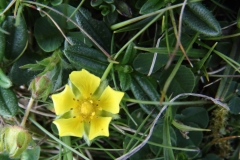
[
  {"x1": 123, "y1": 98, "x2": 210, "y2": 106},
  {"x1": 20, "y1": 97, "x2": 34, "y2": 127}
]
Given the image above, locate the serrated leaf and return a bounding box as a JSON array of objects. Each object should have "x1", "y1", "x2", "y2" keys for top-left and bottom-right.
[
  {"x1": 183, "y1": 2, "x2": 221, "y2": 37},
  {"x1": 34, "y1": 17, "x2": 63, "y2": 52},
  {"x1": 158, "y1": 65, "x2": 195, "y2": 97},
  {"x1": 75, "y1": 7, "x2": 112, "y2": 52},
  {"x1": 0, "y1": 87, "x2": 18, "y2": 117},
  {"x1": 2, "y1": 16, "x2": 28, "y2": 59}
]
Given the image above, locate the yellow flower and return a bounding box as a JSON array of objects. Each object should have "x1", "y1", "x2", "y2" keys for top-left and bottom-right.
[{"x1": 52, "y1": 69, "x2": 124, "y2": 141}]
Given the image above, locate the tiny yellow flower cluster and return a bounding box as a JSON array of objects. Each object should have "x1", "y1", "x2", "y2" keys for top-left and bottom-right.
[{"x1": 52, "y1": 69, "x2": 124, "y2": 141}]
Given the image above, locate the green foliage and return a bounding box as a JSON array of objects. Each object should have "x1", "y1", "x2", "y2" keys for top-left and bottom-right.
[
  {"x1": 64, "y1": 44, "x2": 108, "y2": 75},
  {"x1": 75, "y1": 7, "x2": 112, "y2": 52},
  {"x1": 0, "y1": 0, "x2": 240, "y2": 159},
  {"x1": 34, "y1": 17, "x2": 63, "y2": 52},
  {"x1": 2, "y1": 16, "x2": 28, "y2": 59},
  {"x1": 140, "y1": 0, "x2": 175, "y2": 14},
  {"x1": 0, "y1": 87, "x2": 18, "y2": 117},
  {"x1": 133, "y1": 53, "x2": 168, "y2": 74},
  {"x1": 158, "y1": 65, "x2": 195, "y2": 97},
  {"x1": 182, "y1": 2, "x2": 221, "y2": 37}
]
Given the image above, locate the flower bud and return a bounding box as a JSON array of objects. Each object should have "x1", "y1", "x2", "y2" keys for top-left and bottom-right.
[
  {"x1": 29, "y1": 74, "x2": 53, "y2": 100},
  {"x1": 4, "y1": 126, "x2": 32, "y2": 158}
]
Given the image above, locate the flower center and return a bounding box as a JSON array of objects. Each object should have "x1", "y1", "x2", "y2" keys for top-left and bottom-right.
[
  {"x1": 72, "y1": 97, "x2": 102, "y2": 122},
  {"x1": 80, "y1": 100, "x2": 95, "y2": 117}
]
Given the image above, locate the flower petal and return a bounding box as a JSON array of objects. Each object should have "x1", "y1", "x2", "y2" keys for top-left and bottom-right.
[
  {"x1": 98, "y1": 86, "x2": 124, "y2": 114},
  {"x1": 52, "y1": 85, "x2": 77, "y2": 115},
  {"x1": 70, "y1": 69, "x2": 100, "y2": 99},
  {"x1": 88, "y1": 117, "x2": 112, "y2": 140},
  {"x1": 53, "y1": 117, "x2": 84, "y2": 137}
]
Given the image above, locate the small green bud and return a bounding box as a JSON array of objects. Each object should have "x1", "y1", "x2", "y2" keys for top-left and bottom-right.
[
  {"x1": 4, "y1": 126, "x2": 32, "y2": 159},
  {"x1": 29, "y1": 74, "x2": 53, "y2": 100}
]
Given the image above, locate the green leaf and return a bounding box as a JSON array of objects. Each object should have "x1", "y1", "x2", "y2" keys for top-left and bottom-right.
[
  {"x1": 200, "y1": 154, "x2": 222, "y2": 160},
  {"x1": 64, "y1": 45, "x2": 108, "y2": 75},
  {"x1": 135, "y1": 0, "x2": 148, "y2": 9},
  {"x1": 48, "y1": 4, "x2": 77, "y2": 30},
  {"x1": 134, "y1": 46, "x2": 207, "y2": 58},
  {"x1": 51, "y1": 0, "x2": 62, "y2": 6},
  {"x1": 179, "y1": 107, "x2": 209, "y2": 128},
  {"x1": 126, "y1": 109, "x2": 154, "y2": 160},
  {"x1": 91, "y1": 0, "x2": 103, "y2": 7},
  {"x1": 104, "y1": 0, "x2": 114, "y2": 4},
  {"x1": 163, "y1": 108, "x2": 175, "y2": 160},
  {"x1": 140, "y1": 0, "x2": 168, "y2": 14},
  {"x1": 158, "y1": 65, "x2": 195, "y2": 97},
  {"x1": 118, "y1": 71, "x2": 132, "y2": 91},
  {"x1": 172, "y1": 120, "x2": 210, "y2": 132},
  {"x1": 237, "y1": 8, "x2": 240, "y2": 29},
  {"x1": 104, "y1": 11, "x2": 118, "y2": 26},
  {"x1": 0, "y1": 31, "x2": 5, "y2": 62},
  {"x1": 2, "y1": 16, "x2": 28, "y2": 59},
  {"x1": 114, "y1": 17, "x2": 153, "y2": 33},
  {"x1": 75, "y1": 7, "x2": 112, "y2": 52},
  {"x1": 133, "y1": 53, "x2": 168, "y2": 74},
  {"x1": 183, "y1": 2, "x2": 221, "y2": 37},
  {"x1": 9, "y1": 55, "x2": 40, "y2": 86},
  {"x1": 34, "y1": 17, "x2": 63, "y2": 52},
  {"x1": 115, "y1": 1, "x2": 132, "y2": 18},
  {"x1": 228, "y1": 95, "x2": 240, "y2": 114},
  {"x1": 175, "y1": 122, "x2": 201, "y2": 159},
  {"x1": 149, "y1": 122, "x2": 177, "y2": 156},
  {"x1": 0, "y1": 87, "x2": 18, "y2": 117},
  {"x1": 121, "y1": 42, "x2": 136, "y2": 65},
  {"x1": 0, "y1": 68, "x2": 12, "y2": 88},
  {"x1": 21, "y1": 145, "x2": 41, "y2": 160},
  {"x1": 130, "y1": 73, "x2": 160, "y2": 115},
  {"x1": 66, "y1": 32, "x2": 93, "y2": 47},
  {"x1": 0, "y1": 152, "x2": 18, "y2": 160}
]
